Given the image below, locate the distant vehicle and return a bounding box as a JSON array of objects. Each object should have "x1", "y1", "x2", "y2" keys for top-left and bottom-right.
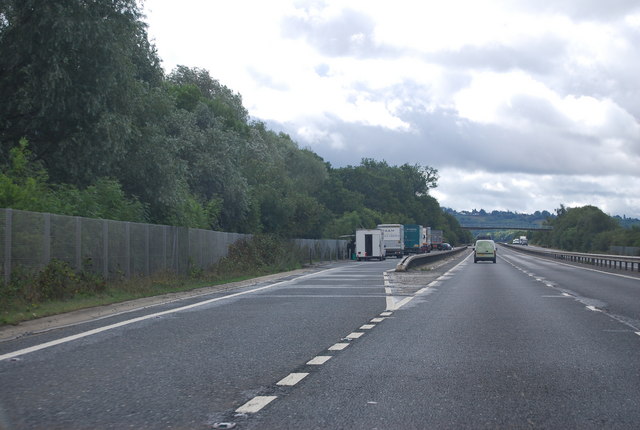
[
  {"x1": 519, "y1": 236, "x2": 528, "y2": 246},
  {"x1": 403, "y1": 224, "x2": 423, "y2": 254},
  {"x1": 356, "y1": 229, "x2": 386, "y2": 261},
  {"x1": 431, "y1": 229, "x2": 443, "y2": 250},
  {"x1": 440, "y1": 243, "x2": 452, "y2": 250},
  {"x1": 512, "y1": 238, "x2": 521, "y2": 245},
  {"x1": 474, "y1": 239, "x2": 497, "y2": 263},
  {"x1": 377, "y1": 224, "x2": 404, "y2": 258}
]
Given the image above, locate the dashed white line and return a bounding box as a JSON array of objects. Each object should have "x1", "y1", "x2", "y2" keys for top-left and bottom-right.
[
  {"x1": 277, "y1": 373, "x2": 309, "y2": 386},
  {"x1": 380, "y1": 312, "x2": 393, "y2": 316},
  {"x1": 346, "y1": 332, "x2": 364, "y2": 339},
  {"x1": 236, "y1": 396, "x2": 278, "y2": 413},
  {"x1": 307, "y1": 356, "x2": 332, "y2": 365},
  {"x1": 370, "y1": 317, "x2": 385, "y2": 323},
  {"x1": 586, "y1": 305, "x2": 600, "y2": 312},
  {"x1": 329, "y1": 343, "x2": 350, "y2": 351},
  {"x1": 360, "y1": 324, "x2": 375, "y2": 330}
]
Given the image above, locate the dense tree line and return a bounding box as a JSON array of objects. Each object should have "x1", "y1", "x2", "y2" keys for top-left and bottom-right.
[
  {"x1": 532, "y1": 205, "x2": 640, "y2": 253},
  {"x1": 0, "y1": 0, "x2": 470, "y2": 244}
]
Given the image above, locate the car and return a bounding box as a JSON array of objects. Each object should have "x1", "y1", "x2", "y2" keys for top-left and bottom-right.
[
  {"x1": 512, "y1": 238, "x2": 520, "y2": 245},
  {"x1": 474, "y1": 239, "x2": 496, "y2": 263},
  {"x1": 440, "y1": 243, "x2": 452, "y2": 250}
]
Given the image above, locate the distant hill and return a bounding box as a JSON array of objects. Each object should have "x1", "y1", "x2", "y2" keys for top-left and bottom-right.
[{"x1": 613, "y1": 215, "x2": 640, "y2": 229}]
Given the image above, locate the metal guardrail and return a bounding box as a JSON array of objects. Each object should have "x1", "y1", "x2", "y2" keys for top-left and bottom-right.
[
  {"x1": 501, "y1": 243, "x2": 640, "y2": 273},
  {"x1": 395, "y1": 247, "x2": 469, "y2": 272}
]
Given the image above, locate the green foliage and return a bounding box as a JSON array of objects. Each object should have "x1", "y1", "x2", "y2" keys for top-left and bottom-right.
[
  {"x1": 0, "y1": 259, "x2": 106, "y2": 305},
  {"x1": 0, "y1": 139, "x2": 50, "y2": 211},
  {"x1": 219, "y1": 234, "x2": 301, "y2": 274},
  {"x1": 532, "y1": 205, "x2": 640, "y2": 253},
  {"x1": 0, "y1": 140, "x2": 148, "y2": 221},
  {"x1": 0, "y1": 0, "x2": 163, "y2": 185}
]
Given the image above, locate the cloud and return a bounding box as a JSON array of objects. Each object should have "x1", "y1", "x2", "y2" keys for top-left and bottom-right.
[
  {"x1": 281, "y1": 7, "x2": 387, "y2": 58},
  {"x1": 144, "y1": 0, "x2": 640, "y2": 217}
]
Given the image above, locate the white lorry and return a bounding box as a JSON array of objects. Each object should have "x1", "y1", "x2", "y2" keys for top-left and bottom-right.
[
  {"x1": 519, "y1": 236, "x2": 528, "y2": 246},
  {"x1": 356, "y1": 229, "x2": 386, "y2": 261},
  {"x1": 376, "y1": 224, "x2": 404, "y2": 258}
]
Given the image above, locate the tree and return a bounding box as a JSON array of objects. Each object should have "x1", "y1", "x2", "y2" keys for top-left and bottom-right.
[{"x1": 0, "y1": 0, "x2": 163, "y2": 185}]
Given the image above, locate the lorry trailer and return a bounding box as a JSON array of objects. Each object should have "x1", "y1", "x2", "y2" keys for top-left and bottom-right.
[
  {"x1": 403, "y1": 224, "x2": 423, "y2": 254},
  {"x1": 356, "y1": 229, "x2": 386, "y2": 261},
  {"x1": 376, "y1": 224, "x2": 404, "y2": 258}
]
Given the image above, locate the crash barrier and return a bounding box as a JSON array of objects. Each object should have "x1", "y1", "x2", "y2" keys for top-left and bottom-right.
[
  {"x1": 395, "y1": 246, "x2": 469, "y2": 272},
  {"x1": 0, "y1": 208, "x2": 348, "y2": 283},
  {"x1": 502, "y1": 243, "x2": 640, "y2": 273}
]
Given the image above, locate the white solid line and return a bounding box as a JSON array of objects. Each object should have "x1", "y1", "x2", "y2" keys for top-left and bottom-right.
[
  {"x1": 307, "y1": 356, "x2": 332, "y2": 365},
  {"x1": 329, "y1": 343, "x2": 349, "y2": 351},
  {"x1": 635, "y1": 332, "x2": 640, "y2": 337},
  {"x1": 387, "y1": 296, "x2": 414, "y2": 311},
  {"x1": 236, "y1": 396, "x2": 278, "y2": 413},
  {"x1": 0, "y1": 267, "x2": 341, "y2": 362},
  {"x1": 346, "y1": 332, "x2": 364, "y2": 339},
  {"x1": 277, "y1": 373, "x2": 309, "y2": 386},
  {"x1": 360, "y1": 324, "x2": 375, "y2": 330}
]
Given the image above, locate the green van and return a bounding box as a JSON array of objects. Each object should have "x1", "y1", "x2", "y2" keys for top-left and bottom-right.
[{"x1": 474, "y1": 240, "x2": 496, "y2": 263}]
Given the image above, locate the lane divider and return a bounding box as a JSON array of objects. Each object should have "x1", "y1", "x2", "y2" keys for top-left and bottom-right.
[
  {"x1": 228, "y1": 256, "x2": 471, "y2": 422},
  {"x1": 501, "y1": 253, "x2": 640, "y2": 336}
]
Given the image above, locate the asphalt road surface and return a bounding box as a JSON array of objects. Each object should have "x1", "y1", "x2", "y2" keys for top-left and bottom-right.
[{"x1": 1, "y1": 247, "x2": 639, "y2": 429}]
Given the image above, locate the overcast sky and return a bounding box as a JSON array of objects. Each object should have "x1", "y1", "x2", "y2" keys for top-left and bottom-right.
[{"x1": 143, "y1": 0, "x2": 640, "y2": 218}]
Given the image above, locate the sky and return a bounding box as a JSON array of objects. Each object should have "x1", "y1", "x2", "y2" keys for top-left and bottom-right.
[{"x1": 142, "y1": 0, "x2": 640, "y2": 218}]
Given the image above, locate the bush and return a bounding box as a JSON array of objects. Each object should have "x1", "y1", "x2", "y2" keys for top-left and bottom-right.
[
  {"x1": 217, "y1": 234, "x2": 302, "y2": 275},
  {"x1": 0, "y1": 259, "x2": 106, "y2": 305}
]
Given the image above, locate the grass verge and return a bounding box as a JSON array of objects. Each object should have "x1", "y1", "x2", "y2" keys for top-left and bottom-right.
[{"x1": 0, "y1": 234, "x2": 308, "y2": 327}]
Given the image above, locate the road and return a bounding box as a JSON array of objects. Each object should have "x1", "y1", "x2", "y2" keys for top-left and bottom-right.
[{"x1": 1, "y1": 247, "x2": 639, "y2": 429}]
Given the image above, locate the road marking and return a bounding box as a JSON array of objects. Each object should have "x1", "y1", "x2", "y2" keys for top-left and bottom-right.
[
  {"x1": 276, "y1": 373, "x2": 309, "y2": 386},
  {"x1": 329, "y1": 343, "x2": 349, "y2": 351},
  {"x1": 0, "y1": 267, "x2": 343, "y2": 362},
  {"x1": 307, "y1": 356, "x2": 332, "y2": 365},
  {"x1": 386, "y1": 296, "x2": 414, "y2": 311},
  {"x1": 346, "y1": 332, "x2": 364, "y2": 339},
  {"x1": 370, "y1": 317, "x2": 385, "y2": 323},
  {"x1": 380, "y1": 312, "x2": 393, "y2": 316},
  {"x1": 236, "y1": 396, "x2": 278, "y2": 413},
  {"x1": 360, "y1": 324, "x2": 375, "y2": 330},
  {"x1": 586, "y1": 306, "x2": 600, "y2": 312}
]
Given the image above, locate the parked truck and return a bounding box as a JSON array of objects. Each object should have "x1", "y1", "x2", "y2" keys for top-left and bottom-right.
[
  {"x1": 421, "y1": 226, "x2": 432, "y2": 253},
  {"x1": 356, "y1": 229, "x2": 386, "y2": 261},
  {"x1": 377, "y1": 224, "x2": 404, "y2": 258},
  {"x1": 431, "y1": 229, "x2": 443, "y2": 250},
  {"x1": 403, "y1": 224, "x2": 423, "y2": 254}
]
